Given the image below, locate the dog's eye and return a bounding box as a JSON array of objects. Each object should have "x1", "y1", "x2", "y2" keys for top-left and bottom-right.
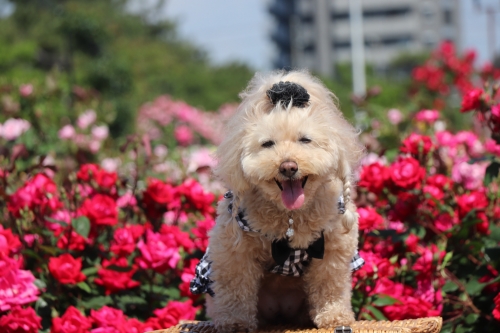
[
  {"x1": 299, "y1": 137, "x2": 312, "y2": 144},
  {"x1": 261, "y1": 140, "x2": 275, "y2": 148}
]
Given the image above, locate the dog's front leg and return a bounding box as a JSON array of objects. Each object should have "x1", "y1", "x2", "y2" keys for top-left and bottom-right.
[
  {"x1": 208, "y1": 237, "x2": 263, "y2": 333},
  {"x1": 303, "y1": 253, "x2": 355, "y2": 328}
]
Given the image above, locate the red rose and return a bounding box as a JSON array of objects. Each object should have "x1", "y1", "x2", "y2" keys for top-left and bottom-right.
[
  {"x1": 405, "y1": 234, "x2": 419, "y2": 252},
  {"x1": 178, "y1": 179, "x2": 215, "y2": 216},
  {"x1": 460, "y1": 88, "x2": 485, "y2": 112},
  {"x1": 48, "y1": 254, "x2": 86, "y2": 284},
  {"x1": 476, "y1": 212, "x2": 491, "y2": 235},
  {"x1": 0, "y1": 306, "x2": 42, "y2": 333},
  {"x1": 55, "y1": 229, "x2": 88, "y2": 252},
  {"x1": 110, "y1": 228, "x2": 137, "y2": 257},
  {"x1": 389, "y1": 192, "x2": 419, "y2": 221},
  {"x1": 357, "y1": 207, "x2": 384, "y2": 231},
  {"x1": 159, "y1": 225, "x2": 195, "y2": 252},
  {"x1": 95, "y1": 170, "x2": 118, "y2": 188},
  {"x1": 79, "y1": 194, "x2": 118, "y2": 226},
  {"x1": 90, "y1": 306, "x2": 127, "y2": 330},
  {"x1": 152, "y1": 300, "x2": 199, "y2": 328},
  {"x1": 389, "y1": 157, "x2": 425, "y2": 189},
  {"x1": 51, "y1": 306, "x2": 92, "y2": 333},
  {"x1": 143, "y1": 179, "x2": 178, "y2": 205},
  {"x1": 456, "y1": 190, "x2": 488, "y2": 218},
  {"x1": 434, "y1": 212, "x2": 458, "y2": 232},
  {"x1": 142, "y1": 179, "x2": 179, "y2": 220},
  {"x1": 493, "y1": 293, "x2": 500, "y2": 321},
  {"x1": 382, "y1": 296, "x2": 441, "y2": 320},
  {"x1": 76, "y1": 164, "x2": 100, "y2": 182},
  {"x1": 127, "y1": 318, "x2": 147, "y2": 333},
  {"x1": 7, "y1": 173, "x2": 62, "y2": 217},
  {"x1": 192, "y1": 219, "x2": 215, "y2": 252},
  {"x1": 0, "y1": 226, "x2": 22, "y2": 255},
  {"x1": 358, "y1": 162, "x2": 390, "y2": 194},
  {"x1": 426, "y1": 174, "x2": 453, "y2": 190},
  {"x1": 355, "y1": 251, "x2": 395, "y2": 280},
  {"x1": 95, "y1": 258, "x2": 140, "y2": 295},
  {"x1": 412, "y1": 244, "x2": 445, "y2": 277},
  {"x1": 400, "y1": 133, "x2": 434, "y2": 157}
]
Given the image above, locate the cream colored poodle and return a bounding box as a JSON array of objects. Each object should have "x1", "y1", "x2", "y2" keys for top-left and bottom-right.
[{"x1": 190, "y1": 70, "x2": 365, "y2": 332}]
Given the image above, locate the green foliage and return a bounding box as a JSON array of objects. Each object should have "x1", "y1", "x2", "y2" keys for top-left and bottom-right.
[{"x1": 0, "y1": 0, "x2": 253, "y2": 137}]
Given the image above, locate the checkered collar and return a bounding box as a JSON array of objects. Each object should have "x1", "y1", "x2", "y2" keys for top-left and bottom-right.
[{"x1": 223, "y1": 191, "x2": 364, "y2": 277}]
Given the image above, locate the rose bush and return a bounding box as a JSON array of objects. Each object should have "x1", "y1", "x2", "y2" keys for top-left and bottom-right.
[{"x1": 0, "y1": 42, "x2": 499, "y2": 333}]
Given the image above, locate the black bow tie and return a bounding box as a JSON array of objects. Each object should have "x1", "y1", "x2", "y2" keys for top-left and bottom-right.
[{"x1": 271, "y1": 232, "x2": 325, "y2": 266}]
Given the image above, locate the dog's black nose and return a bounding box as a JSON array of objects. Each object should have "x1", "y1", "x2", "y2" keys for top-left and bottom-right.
[{"x1": 279, "y1": 161, "x2": 298, "y2": 177}]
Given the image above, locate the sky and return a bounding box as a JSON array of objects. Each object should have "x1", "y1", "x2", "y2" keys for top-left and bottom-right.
[
  {"x1": 162, "y1": 0, "x2": 500, "y2": 70},
  {"x1": 162, "y1": 0, "x2": 272, "y2": 70}
]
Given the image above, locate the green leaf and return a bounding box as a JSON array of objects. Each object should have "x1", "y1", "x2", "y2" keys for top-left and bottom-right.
[
  {"x1": 105, "y1": 265, "x2": 133, "y2": 272},
  {"x1": 465, "y1": 313, "x2": 479, "y2": 324},
  {"x1": 76, "y1": 282, "x2": 91, "y2": 293},
  {"x1": 465, "y1": 279, "x2": 485, "y2": 296},
  {"x1": 72, "y1": 217, "x2": 91, "y2": 238},
  {"x1": 490, "y1": 224, "x2": 500, "y2": 242},
  {"x1": 45, "y1": 217, "x2": 69, "y2": 227},
  {"x1": 365, "y1": 305, "x2": 388, "y2": 321},
  {"x1": 441, "y1": 252, "x2": 453, "y2": 268},
  {"x1": 455, "y1": 325, "x2": 467, "y2": 333},
  {"x1": 81, "y1": 267, "x2": 98, "y2": 276},
  {"x1": 79, "y1": 296, "x2": 112, "y2": 309},
  {"x1": 23, "y1": 249, "x2": 43, "y2": 261},
  {"x1": 34, "y1": 279, "x2": 47, "y2": 290},
  {"x1": 442, "y1": 281, "x2": 459, "y2": 293},
  {"x1": 35, "y1": 297, "x2": 48, "y2": 310},
  {"x1": 484, "y1": 161, "x2": 500, "y2": 186},
  {"x1": 360, "y1": 312, "x2": 374, "y2": 320},
  {"x1": 372, "y1": 295, "x2": 399, "y2": 306},
  {"x1": 118, "y1": 295, "x2": 147, "y2": 305}
]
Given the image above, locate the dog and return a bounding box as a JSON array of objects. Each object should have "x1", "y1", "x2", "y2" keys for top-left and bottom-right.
[{"x1": 190, "y1": 70, "x2": 365, "y2": 332}]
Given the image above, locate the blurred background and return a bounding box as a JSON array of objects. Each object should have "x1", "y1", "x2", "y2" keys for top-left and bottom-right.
[{"x1": 0, "y1": 0, "x2": 499, "y2": 169}]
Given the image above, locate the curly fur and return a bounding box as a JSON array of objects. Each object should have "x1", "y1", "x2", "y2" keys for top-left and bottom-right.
[{"x1": 206, "y1": 70, "x2": 364, "y2": 332}]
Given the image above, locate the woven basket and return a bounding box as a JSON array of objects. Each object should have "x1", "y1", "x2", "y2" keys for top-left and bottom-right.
[{"x1": 149, "y1": 317, "x2": 442, "y2": 333}]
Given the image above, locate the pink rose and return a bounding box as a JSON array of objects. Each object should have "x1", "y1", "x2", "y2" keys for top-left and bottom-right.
[
  {"x1": 77, "y1": 110, "x2": 97, "y2": 129},
  {"x1": 0, "y1": 255, "x2": 39, "y2": 311},
  {"x1": 90, "y1": 306, "x2": 127, "y2": 329},
  {"x1": 135, "y1": 230, "x2": 180, "y2": 273},
  {"x1": 1, "y1": 118, "x2": 31, "y2": 141},
  {"x1": 91, "y1": 125, "x2": 109, "y2": 141},
  {"x1": 58, "y1": 125, "x2": 76, "y2": 140},
  {"x1": 387, "y1": 109, "x2": 403, "y2": 125},
  {"x1": 19, "y1": 84, "x2": 33, "y2": 97},
  {"x1": 174, "y1": 125, "x2": 193, "y2": 146},
  {"x1": 414, "y1": 109, "x2": 439, "y2": 123}
]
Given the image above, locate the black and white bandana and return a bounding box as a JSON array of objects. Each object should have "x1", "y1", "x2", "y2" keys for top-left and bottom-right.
[{"x1": 189, "y1": 191, "x2": 365, "y2": 296}]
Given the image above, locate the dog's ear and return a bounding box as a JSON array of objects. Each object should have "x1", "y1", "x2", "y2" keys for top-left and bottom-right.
[
  {"x1": 213, "y1": 111, "x2": 251, "y2": 197},
  {"x1": 336, "y1": 156, "x2": 359, "y2": 233}
]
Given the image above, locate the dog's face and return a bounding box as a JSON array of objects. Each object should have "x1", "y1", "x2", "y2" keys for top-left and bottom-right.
[
  {"x1": 241, "y1": 106, "x2": 340, "y2": 210},
  {"x1": 215, "y1": 71, "x2": 362, "y2": 212}
]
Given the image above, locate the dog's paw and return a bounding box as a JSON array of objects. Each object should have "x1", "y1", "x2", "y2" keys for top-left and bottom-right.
[
  {"x1": 313, "y1": 305, "x2": 355, "y2": 329},
  {"x1": 214, "y1": 322, "x2": 257, "y2": 333}
]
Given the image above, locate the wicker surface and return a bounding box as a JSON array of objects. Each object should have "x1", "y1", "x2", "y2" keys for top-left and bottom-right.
[{"x1": 149, "y1": 317, "x2": 442, "y2": 333}]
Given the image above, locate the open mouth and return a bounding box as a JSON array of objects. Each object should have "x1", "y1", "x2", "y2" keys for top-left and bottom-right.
[{"x1": 274, "y1": 176, "x2": 308, "y2": 210}]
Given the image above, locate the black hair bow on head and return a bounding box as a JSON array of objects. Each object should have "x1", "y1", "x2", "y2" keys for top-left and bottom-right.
[{"x1": 266, "y1": 81, "x2": 310, "y2": 108}]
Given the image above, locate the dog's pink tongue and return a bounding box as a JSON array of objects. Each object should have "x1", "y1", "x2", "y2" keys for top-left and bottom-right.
[{"x1": 281, "y1": 179, "x2": 305, "y2": 210}]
